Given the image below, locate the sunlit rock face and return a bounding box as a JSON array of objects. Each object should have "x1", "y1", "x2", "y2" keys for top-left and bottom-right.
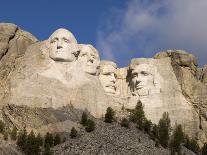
[
  {"x1": 49, "y1": 28, "x2": 79, "y2": 62},
  {"x1": 127, "y1": 58, "x2": 199, "y2": 137},
  {"x1": 0, "y1": 24, "x2": 206, "y2": 145},
  {"x1": 115, "y1": 67, "x2": 128, "y2": 97},
  {"x1": 98, "y1": 61, "x2": 117, "y2": 95},
  {"x1": 78, "y1": 44, "x2": 100, "y2": 75},
  {"x1": 2, "y1": 28, "x2": 108, "y2": 118},
  {"x1": 3, "y1": 28, "x2": 82, "y2": 109}
]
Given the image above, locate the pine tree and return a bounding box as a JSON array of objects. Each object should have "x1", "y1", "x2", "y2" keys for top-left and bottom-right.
[
  {"x1": 17, "y1": 127, "x2": 27, "y2": 151},
  {"x1": 0, "y1": 120, "x2": 5, "y2": 133},
  {"x1": 80, "y1": 112, "x2": 88, "y2": 126},
  {"x1": 151, "y1": 124, "x2": 159, "y2": 140},
  {"x1": 170, "y1": 124, "x2": 185, "y2": 154},
  {"x1": 158, "y1": 112, "x2": 171, "y2": 148},
  {"x1": 85, "y1": 119, "x2": 95, "y2": 132},
  {"x1": 36, "y1": 133, "x2": 43, "y2": 147},
  {"x1": 202, "y1": 143, "x2": 207, "y2": 155},
  {"x1": 44, "y1": 143, "x2": 53, "y2": 155},
  {"x1": 10, "y1": 127, "x2": 17, "y2": 141},
  {"x1": 44, "y1": 132, "x2": 54, "y2": 147},
  {"x1": 120, "y1": 118, "x2": 129, "y2": 128},
  {"x1": 70, "y1": 127, "x2": 78, "y2": 138},
  {"x1": 54, "y1": 134, "x2": 61, "y2": 145},
  {"x1": 128, "y1": 101, "x2": 145, "y2": 130},
  {"x1": 143, "y1": 118, "x2": 152, "y2": 134},
  {"x1": 26, "y1": 130, "x2": 40, "y2": 155},
  {"x1": 104, "y1": 107, "x2": 115, "y2": 123}
]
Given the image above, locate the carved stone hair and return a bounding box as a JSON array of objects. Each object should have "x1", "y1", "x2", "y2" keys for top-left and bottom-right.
[{"x1": 97, "y1": 60, "x2": 117, "y2": 75}]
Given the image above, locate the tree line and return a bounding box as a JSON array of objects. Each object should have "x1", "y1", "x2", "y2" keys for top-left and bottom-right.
[{"x1": 1, "y1": 101, "x2": 207, "y2": 155}]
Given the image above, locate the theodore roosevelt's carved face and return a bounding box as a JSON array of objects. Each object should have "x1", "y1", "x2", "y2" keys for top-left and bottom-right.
[
  {"x1": 98, "y1": 61, "x2": 117, "y2": 95},
  {"x1": 131, "y1": 64, "x2": 155, "y2": 96},
  {"x1": 78, "y1": 44, "x2": 100, "y2": 75},
  {"x1": 49, "y1": 28, "x2": 78, "y2": 62}
]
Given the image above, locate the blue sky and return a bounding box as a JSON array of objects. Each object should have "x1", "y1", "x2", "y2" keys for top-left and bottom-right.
[{"x1": 1, "y1": 0, "x2": 207, "y2": 67}]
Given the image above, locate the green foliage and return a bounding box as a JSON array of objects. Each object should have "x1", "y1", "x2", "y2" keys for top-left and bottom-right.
[
  {"x1": 10, "y1": 127, "x2": 17, "y2": 141},
  {"x1": 44, "y1": 143, "x2": 53, "y2": 155},
  {"x1": 104, "y1": 107, "x2": 116, "y2": 123},
  {"x1": 120, "y1": 118, "x2": 129, "y2": 128},
  {"x1": 151, "y1": 124, "x2": 159, "y2": 140},
  {"x1": 0, "y1": 120, "x2": 5, "y2": 133},
  {"x1": 44, "y1": 132, "x2": 54, "y2": 148},
  {"x1": 128, "y1": 101, "x2": 145, "y2": 130},
  {"x1": 143, "y1": 118, "x2": 152, "y2": 134},
  {"x1": 184, "y1": 135, "x2": 200, "y2": 154},
  {"x1": 202, "y1": 143, "x2": 207, "y2": 155},
  {"x1": 25, "y1": 130, "x2": 41, "y2": 155},
  {"x1": 80, "y1": 112, "x2": 88, "y2": 126},
  {"x1": 170, "y1": 124, "x2": 185, "y2": 154},
  {"x1": 36, "y1": 133, "x2": 43, "y2": 147},
  {"x1": 54, "y1": 134, "x2": 61, "y2": 145},
  {"x1": 158, "y1": 112, "x2": 171, "y2": 148},
  {"x1": 70, "y1": 127, "x2": 78, "y2": 138},
  {"x1": 85, "y1": 119, "x2": 95, "y2": 132},
  {"x1": 17, "y1": 127, "x2": 27, "y2": 151}
]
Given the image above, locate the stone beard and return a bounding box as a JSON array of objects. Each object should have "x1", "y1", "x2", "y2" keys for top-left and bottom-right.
[
  {"x1": 98, "y1": 61, "x2": 117, "y2": 95},
  {"x1": 130, "y1": 63, "x2": 160, "y2": 96},
  {"x1": 49, "y1": 28, "x2": 79, "y2": 62},
  {"x1": 78, "y1": 44, "x2": 100, "y2": 75}
]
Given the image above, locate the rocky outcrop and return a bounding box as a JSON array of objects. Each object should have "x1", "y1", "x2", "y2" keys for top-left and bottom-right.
[
  {"x1": 0, "y1": 23, "x2": 38, "y2": 104},
  {"x1": 154, "y1": 50, "x2": 207, "y2": 145},
  {"x1": 0, "y1": 24, "x2": 206, "y2": 146},
  {"x1": 199, "y1": 65, "x2": 207, "y2": 86},
  {"x1": 127, "y1": 57, "x2": 200, "y2": 138}
]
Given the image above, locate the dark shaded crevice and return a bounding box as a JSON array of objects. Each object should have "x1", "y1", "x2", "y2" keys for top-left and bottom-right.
[{"x1": 0, "y1": 27, "x2": 18, "y2": 61}]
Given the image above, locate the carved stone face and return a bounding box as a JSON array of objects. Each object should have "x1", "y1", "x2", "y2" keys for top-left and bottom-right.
[
  {"x1": 99, "y1": 62, "x2": 117, "y2": 94},
  {"x1": 78, "y1": 45, "x2": 100, "y2": 75},
  {"x1": 131, "y1": 64, "x2": 154, "y2": 96},
  {"x1": 49, "y1": 28, "x2": 78, "y2": 62}
]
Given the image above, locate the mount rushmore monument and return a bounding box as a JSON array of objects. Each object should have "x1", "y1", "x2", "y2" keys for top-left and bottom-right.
[{"x1": 0, "y1": 23, "x2": 207, "y2": 145}]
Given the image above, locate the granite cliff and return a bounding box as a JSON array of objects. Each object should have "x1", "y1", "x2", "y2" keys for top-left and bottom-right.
[{"x1": 0, "y1": 23, "x2": 206, "y2": 147}]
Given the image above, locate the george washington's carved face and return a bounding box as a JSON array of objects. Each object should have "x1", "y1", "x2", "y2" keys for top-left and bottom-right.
[
  {"x1": 78, "y1": 45, "x2": 100, "y2": 75},
  {"x1": 131, "y1": 64, "x2": 155, "y2": 96},
  {"x1": 49, "y1": 29, "x2": 78, "y2": 62}
]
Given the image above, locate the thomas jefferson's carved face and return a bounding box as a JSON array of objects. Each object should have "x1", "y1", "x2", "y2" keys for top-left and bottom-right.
[
  {"x1": 78, "y1": 45, "x2": 100, "y2": 75},
  {"x1": 99, "y1": 64, "x2": 117, "y2": 94},
  {"x1": 49, "y1": 29, "x2": 78, "y2": 62},
  {"x1": 131, "y1": 64, "x2": 154, "y2": 96}
]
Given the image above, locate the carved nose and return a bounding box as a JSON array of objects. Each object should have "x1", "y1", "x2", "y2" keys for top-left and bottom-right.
[
  {"x1": 135, "y1": 80, "x2": 141, "y2": 85},
  {"x1": 57, "y1": 41, "x2": 63, "y2": 49},
  {"x1": 111, "y1": 76, "x2": 116, "y2": 82}
]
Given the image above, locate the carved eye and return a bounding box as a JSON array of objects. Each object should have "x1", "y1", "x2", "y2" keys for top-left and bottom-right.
[
  {"x1": 50, "y1": 38, "x2": 58, "y2": 43},
  {"x1": 80, "y1": 53, "x2": 87, "y2": 57},
  {"x1": 103, "y1": 72, "x2": 111, "y2": 76},
  {"x1": 132, "y1": 73, "x2": 138, "y2": 78},
  {"x1": 63, "y1": 37, "x2": 70, "y2": 43},
  {"x1": 141, "y1": 71, "x2": 149, "y2": 76}
]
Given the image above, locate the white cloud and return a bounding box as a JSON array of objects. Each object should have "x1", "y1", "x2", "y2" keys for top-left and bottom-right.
[{"x1": 96, "y1": 0, "x2": 207, "y2": 67}]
